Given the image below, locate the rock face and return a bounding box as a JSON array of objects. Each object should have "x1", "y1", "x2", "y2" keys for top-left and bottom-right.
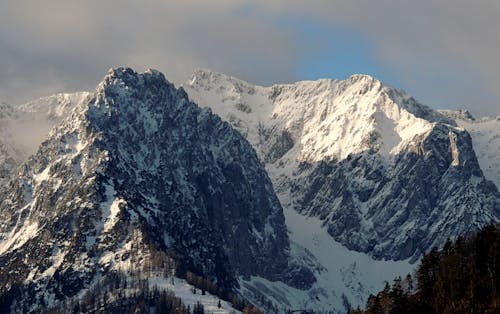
[
  {"x1": 184, "y1": 70, "x2": 500, "y2": 261},
  {"x1": 0, "y1": 67, "x2": 498, "y2": 312},
  {"x1": 440, "y1": 110, "x2": 500, "y2": 189},
  {"x1": 0, "y1": 68, "x2": 312, "y2": 311}
]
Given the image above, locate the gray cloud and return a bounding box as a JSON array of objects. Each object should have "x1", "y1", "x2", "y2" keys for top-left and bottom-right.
[
  {"x1": 0, "y1": 0, "x2": 498, "y2": 116},
  {"x1": 0, "y1": 0, "x2": 296, "y2": 103}
]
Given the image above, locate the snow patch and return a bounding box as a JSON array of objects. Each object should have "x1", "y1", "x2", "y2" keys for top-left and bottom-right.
[
  {"x1": 149, "y1": 276, "x2": 240, "y2": 314},
  {"x1": 101, "y1": 184, "x2": 126, "y2": 233},
  {"x1": 0, "y1": 219, "x2": 39, "y2": 255}
]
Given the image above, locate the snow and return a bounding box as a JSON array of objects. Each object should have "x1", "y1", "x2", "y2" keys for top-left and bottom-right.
[
  {"x1": 101, "y1": 183, "x2": 126, "y2": 233},
  {"x1": 288, "y1": 208, "x2": 412, "y2": 306},
  {"x1": 184, "y1": 70, "x2": 434, "y2": 164},
  {"x1": 32, "y1": 166, "x2": 51, "y2": 184},
  {"x1": 99, "y1": 239, "x2": 135, "y2": 271},
  {"x1": 240, "y1": 206, "x2": 414, "y2": 312},
  {"x1": 149, "y1": 276, "x2": 240, "y2": 314},
  {"x1": 40, "y1": 245, "x2": 67, "y2": 278},
  {"x1": 0, "y1": 217, "x2": 39, "y2": 255},
  {"x1": 186, "y1": 70, "x2": 420, "y2": 311}
]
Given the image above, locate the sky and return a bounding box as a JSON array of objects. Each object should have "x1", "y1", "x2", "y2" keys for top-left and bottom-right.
[{"x1": 0, "y1": 0, "x2": 499, "y2": 116}]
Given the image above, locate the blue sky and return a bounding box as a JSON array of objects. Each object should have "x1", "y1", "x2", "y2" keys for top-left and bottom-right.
[
  {"x1": 275, "y1": 16, "x2": 394, "y2": 82},
  {"x1": 232, "y1": 3, "x2": 398, "y2": 83},
  {"x1": 0, "y1": 1, "x2": 498, "y2": 116}
]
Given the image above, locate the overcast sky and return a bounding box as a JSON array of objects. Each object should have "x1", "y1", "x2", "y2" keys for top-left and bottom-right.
[{"x1": 1, "y1": 0, "x2": 499, "y2": 116}]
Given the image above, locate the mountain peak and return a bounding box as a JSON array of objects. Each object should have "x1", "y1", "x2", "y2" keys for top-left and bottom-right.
[
  {"x1": 92, "y1": 67, "x2": 184, "y2": 119},
  {"x1": 189, "y1": 68, "x2": 260, "y2": 94},
  {"x1": 185, "y1": 69, "x2": 447, "y2": 162},
  {"x1": 184, "y1": 69, "x2": 499, "y2": 262},
  {"x1": 99, "y1": 67, "x2": 171, "y2": 94},
  {"x1": 190, "y1": 68, "x2": 228, "y2": 82},
  {"x1": 104, "y1": 67, "x2": 165, "y2": 80},
  {"x1": 0, "y1": 67, "x2": 315, "y2": 311},
  {"x1": 346, "y1": 73, "x2": 379, "y2": 84}
]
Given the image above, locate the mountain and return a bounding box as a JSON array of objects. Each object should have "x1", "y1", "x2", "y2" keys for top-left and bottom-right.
[
  {"x1": 439, "y1": 110, "x2": 500, "y2": 189},
  {"x1": 0, "y1": 93, "x2": 90, "y2": 188},
  {"x1": 0, "y1": 68, "x2": 313, "y2": 312},
  {"x1": 0, "y1": 67, "x2": 498, "y2": 313},
  {"x1": 184, "y1": 69, "x2": 499, "y2": 262}
]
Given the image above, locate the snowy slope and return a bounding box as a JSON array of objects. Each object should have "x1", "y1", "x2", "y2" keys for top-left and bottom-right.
[
  {"x1": 440, "y1": 110, "x2": 500, "y2": 188},
  {"x1": 239, "y1": 208, "x2": 413, "y2": 312},
  {"x1": 150, "y1": 276, "x2": 240, "y2": 313},
  {"x1": 184, "y1": 69, "x2": 497, "y2": 259},
  {"x1": 185, "y1": 70, "x2": 449, "y2": 164}
]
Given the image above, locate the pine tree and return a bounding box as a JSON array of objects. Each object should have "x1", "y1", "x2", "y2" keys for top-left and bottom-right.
[{"x1": 193, "y1": 301, "x2": 205, "y2": 314}]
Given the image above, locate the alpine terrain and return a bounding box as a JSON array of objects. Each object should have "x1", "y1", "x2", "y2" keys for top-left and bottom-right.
[
  {"x1": 0, "y1": 68, "x2": 313, "y2": 313},
  {"x1": 184, "y1": 69, "x2": 499, "y2": 262},
  {"x1": 0, "y1": 67, "x2": 498, "y2": 313}
]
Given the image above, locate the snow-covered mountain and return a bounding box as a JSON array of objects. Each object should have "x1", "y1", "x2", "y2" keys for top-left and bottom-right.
[
  {"x1": 0, "y1": 67, "x2": 498, "y2": 313},
  {"x1": 184, "y1": 69, "x2": 499, "y2": 262},
  {"x1": 0, "y1": 68, "x2": 313, "y2": 312}
]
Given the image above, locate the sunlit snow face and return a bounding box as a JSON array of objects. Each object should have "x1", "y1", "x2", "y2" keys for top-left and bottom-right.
[{"x1": 185, "y1": 70, "x2": 435, "y2": 164}]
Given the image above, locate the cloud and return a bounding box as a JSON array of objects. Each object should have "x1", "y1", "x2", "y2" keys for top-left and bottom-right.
[
  {"x1": 253, "y1": 0, "x2": 500, "y2": 115},
  {"x1": 0, "y1": 0, "x2": 498, "y2": 116},
  {"x1": 0, "y1": 0, "x2": 295, "y2": 103}
]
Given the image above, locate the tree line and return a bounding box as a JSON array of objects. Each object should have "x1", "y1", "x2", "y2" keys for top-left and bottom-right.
[{"x1": 351, "y1": 224, "x2": 500, "y2": 314}]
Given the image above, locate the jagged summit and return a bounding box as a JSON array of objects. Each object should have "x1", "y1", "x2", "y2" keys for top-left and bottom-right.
[
  {"x1": 100, "y1": 67, "x2": 169, "y2": 87},
  {"x1": 0, "y1": 67, "x2": 498, "y2": 312},
  {"x1": 0, "y1": 68, "x2": 314, "y2": 312}
]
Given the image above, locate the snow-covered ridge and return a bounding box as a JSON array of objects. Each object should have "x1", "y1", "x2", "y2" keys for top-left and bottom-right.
[
  {"x1": 184, "y1": 68, "x2": 499, "y2": 263},
  {"x1": 0, "y1": 67, "x2": 497, "y2": 313},
  {"x1": 186, "y1": 69, "x2": 453, "y2": 163},
  {"x1": 17, "y1": 92, "x2": 90, "y2": 119}
]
